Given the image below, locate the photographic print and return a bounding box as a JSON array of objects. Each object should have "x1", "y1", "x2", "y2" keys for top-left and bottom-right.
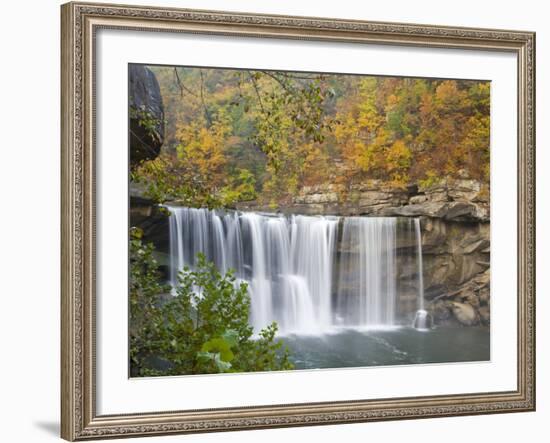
[
  {"x1": 129, "y1": 63, "x2": 491, "y2": 377},
  {"x1": 61, "y1": 5, "x2": 535, "y2": 438}
]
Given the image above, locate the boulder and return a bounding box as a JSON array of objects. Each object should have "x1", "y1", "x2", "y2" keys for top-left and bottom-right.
[
  {"x1": 450, "y1": 302, "x2": 479, "y2": 326},
  {"x1": 129, "y1": 65, "x2": 165, "y2": 165}
]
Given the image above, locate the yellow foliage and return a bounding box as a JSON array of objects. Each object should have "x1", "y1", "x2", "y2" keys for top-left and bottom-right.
[
  {"x1": 142, "y1": 67, "x2": 490, "y2": 207},
  {"x1": 175, "y1": 112, "x2": 231, "y2": 187}
]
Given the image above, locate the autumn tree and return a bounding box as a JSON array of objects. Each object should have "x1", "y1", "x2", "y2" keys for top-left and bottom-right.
[
  {"x1": 333, "y1": 77, "x2": 489, "y2": 190},
  {"x1": 132, "y1": 67, "x2": 490, "y2": 209}
]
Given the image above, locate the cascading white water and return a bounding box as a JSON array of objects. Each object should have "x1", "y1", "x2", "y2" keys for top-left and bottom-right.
[
  {"x1": 336, "y1": 217, "x2": 397, "y2": 328},
  {"x1": 166, "y1": 206, "x2": 423, "y2": 334},
  {"x1": 290, "y1": 215, "x2": 338, "y2": 331},
  {"x1": 412, "y1": 218, "x2": 430, "y2": 330},
  {"x1": 240, "y1": 213, "x2": 267, "y2": 326},
  {"x1": 414, "y1": 218, "x2": 425, "y2": 311}
]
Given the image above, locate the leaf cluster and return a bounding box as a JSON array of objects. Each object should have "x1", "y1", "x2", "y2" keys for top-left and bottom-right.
[{"x1": 129, "y1": 229, "x2": 294, "y2": 376}]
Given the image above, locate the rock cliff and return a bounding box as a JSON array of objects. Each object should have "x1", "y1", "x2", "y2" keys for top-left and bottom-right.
[
  {"x1": 237, "y1": 176, "x2": 490, "y2": 327},
  {"x1": 129, "y1": 65, "x2": 165, "y2": 166},
  {"x1": 287, "y1": 177, "x2": 489, "y2": 222},
  {"x1": 133, "y1": 175, "x2": 490, "y2": 328}
]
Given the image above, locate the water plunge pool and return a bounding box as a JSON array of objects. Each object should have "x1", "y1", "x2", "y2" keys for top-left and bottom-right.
[{"x1": 280, "y1": 326, "x2": 490, "y2": 369}]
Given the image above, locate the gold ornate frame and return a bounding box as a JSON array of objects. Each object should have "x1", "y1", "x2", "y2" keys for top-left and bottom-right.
[{"x1": 61, "y1": 1, "x2": 536, "y2": 440}]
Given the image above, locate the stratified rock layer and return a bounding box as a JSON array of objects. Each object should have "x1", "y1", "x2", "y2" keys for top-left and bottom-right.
[{"x1": 236, "y1": 177, "x2": 491, "y2": 326}]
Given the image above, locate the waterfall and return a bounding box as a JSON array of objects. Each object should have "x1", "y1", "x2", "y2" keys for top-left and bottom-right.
[
  {"x1": 240, "y1": 213, "x2": 273, "y2": 330},
  {"x1": 412, "y1": 218, "x2": 430, "y2": 330},
  {"x1": 414, "y1": 218, "x2": 425, "y2": 311},
  {"x1": 290, "y1": 215, "x2": 338, "y2": 330},
  {"x1": 166, "y1": 206, "x2": 423, "y2": 334},
  {"x1": 336, "y1": 217, "x2": 397, "y2": 327}
]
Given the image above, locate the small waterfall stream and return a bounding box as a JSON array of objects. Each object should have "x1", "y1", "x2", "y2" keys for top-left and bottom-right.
[
  {"x1": 415, "y1": 218, "x2": 425, "y2": 311},
  {"x1": 412, "y1": 218, "x2": 430, "y2": 330},
  {"x1": 166, "y1": 206, "x2": 425, "y2": 334}
]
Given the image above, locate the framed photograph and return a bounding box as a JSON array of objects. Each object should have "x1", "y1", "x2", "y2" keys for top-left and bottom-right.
[{"x1": 61, "y1": 1, "x2": 536, "y2": 440}]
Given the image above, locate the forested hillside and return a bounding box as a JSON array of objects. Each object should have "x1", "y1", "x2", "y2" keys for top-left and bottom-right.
[{"x1": 132, "y1": 66, "x2": 489, "y2": 209}]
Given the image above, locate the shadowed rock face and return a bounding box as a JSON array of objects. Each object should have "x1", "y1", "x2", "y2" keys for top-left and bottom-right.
[
  {"x1": 416, "y1": 219, "x2": 490, "y2": 327},
  {"x1": 129, "y1": 65, "x2": 165, "y2": 165}
]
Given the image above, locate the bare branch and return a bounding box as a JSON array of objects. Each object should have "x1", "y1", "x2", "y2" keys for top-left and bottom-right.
[
  {"x1": 246, "y1": 72, "x2": 266, "y2": 114},
  {"x1": 199, "y1": 69, "x2": 213, "y2": 126},
  {"x1": 173, "y1": 67, "x2": 198, "y2": 98}
]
